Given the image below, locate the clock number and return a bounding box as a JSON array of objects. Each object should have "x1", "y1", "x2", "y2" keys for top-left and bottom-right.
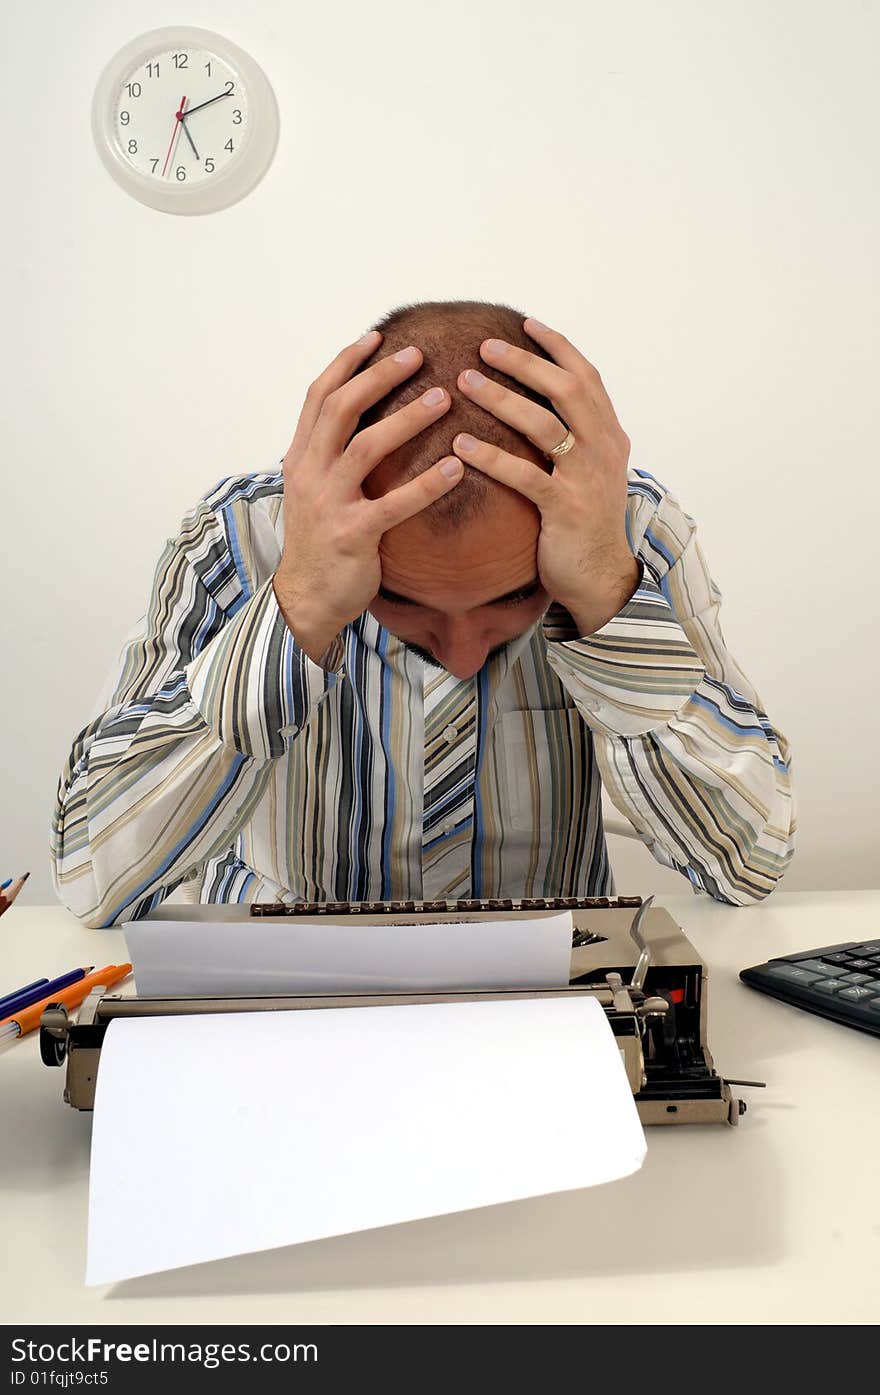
[
  {"x1": 224, "y1": 138, "x2": 234, "y2": 153},
  {"x1": 146, "y1": 62, "x2": 160, "y2": 79},
  {"x1": 205, "y1": 158, "x2": 215, "y2": 172},
  {"x1": 125, "y1": 82, "x2": 142, "y2": 98},
  {"x1": 150, "y1": 159, "x2": 159, "y2": 173},
  {"x1": 224, "y1": 80, "x2": 235, "y2": 94},
  {"x1": 176, "y1": 166, "x2": 187, "y2": 181},
  {"x1": 120, "y1": 111, "x2": 130, "y2": 126},
  {"x1": 172, "y1": 52, "x2": 189, "y2": 69},
  {"x1": 204, "y1": 61, "x2": 212, "y2": 77},
  {"x1": 232, "y1": 110, "x2": 242, "y2": 125},
  {"x1": 128, "y1": 139, "x2": 138, "y2": 154}
]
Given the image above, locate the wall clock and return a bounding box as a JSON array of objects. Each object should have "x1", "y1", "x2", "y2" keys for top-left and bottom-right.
[{"x1": 91, "y1": 27, "x2": 280, "y2": 214}]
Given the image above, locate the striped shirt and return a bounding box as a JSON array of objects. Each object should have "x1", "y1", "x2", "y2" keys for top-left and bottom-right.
[{"x1": 51, "y1": 465, "x2": 796, "y2": 926}]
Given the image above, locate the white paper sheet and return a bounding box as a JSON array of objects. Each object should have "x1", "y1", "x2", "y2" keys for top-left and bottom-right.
[
  {"x1": 123, "y1": 906, "x2": 574, "y2": 995},
  {"x1": 86, "y1": 997, "x2": 646, "y2": 1284}
]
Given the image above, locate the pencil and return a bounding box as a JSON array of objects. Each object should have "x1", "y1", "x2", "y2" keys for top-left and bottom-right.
[
  {"x1": 0, "y1": 967, "x2": 93, "y2": 1022},
  {"x1": 0, "y1": 872, "x2": 30, "y2": 918},
  {"x1": 0, "y1": 963, "x2": 132, "y2": 1048}
]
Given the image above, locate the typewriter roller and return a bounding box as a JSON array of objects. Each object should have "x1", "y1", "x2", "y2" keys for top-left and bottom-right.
[{"x1": 41, "y1": 895, "x2": 749, "y2": 1125}]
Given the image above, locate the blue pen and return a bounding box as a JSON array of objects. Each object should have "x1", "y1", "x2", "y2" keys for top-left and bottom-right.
[
  {"x1": 0, "y1": 978, "x2": 49, "y2": 1013},
  {"x1": 0, "y1": 880, "x2": 11, "y2": 892},
  {"x1": 0, "y1": 967, "x2": 93, "y2": 1022}
]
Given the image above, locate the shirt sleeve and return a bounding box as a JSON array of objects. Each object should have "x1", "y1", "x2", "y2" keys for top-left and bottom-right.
[
  {"x1": 51, "y1": 476, "x2": 343, "y2": 928},
  {"x1": 542, "y1": 469, "x2": 796, "y2": 905}
]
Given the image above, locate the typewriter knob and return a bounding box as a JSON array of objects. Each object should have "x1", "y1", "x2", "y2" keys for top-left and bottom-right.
[
  {"x1": 39, "y1": 1003, "x2": 70, "y2": 1067},
  {"x1": 642, "y1": 996, "x2": 670, "y2": 1018}
]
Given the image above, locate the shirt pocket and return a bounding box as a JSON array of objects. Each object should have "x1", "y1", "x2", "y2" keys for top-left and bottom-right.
[{"x1": 494, "y1": 707, "x2": 587, "y2": 835}]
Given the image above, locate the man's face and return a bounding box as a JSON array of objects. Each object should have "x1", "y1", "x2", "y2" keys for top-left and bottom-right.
[{"x1": 366, "y1": 481, "x2": 550, "y2": 680}]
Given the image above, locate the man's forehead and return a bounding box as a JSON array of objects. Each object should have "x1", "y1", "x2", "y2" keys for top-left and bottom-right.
[{"x1": 378, "y1": 501, "x2": 542, "y2": 608}]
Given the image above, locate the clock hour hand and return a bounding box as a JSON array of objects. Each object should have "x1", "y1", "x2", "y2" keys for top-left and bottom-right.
[{"x1": 178, "y1": 90, "x2": 233, "y2": 120}]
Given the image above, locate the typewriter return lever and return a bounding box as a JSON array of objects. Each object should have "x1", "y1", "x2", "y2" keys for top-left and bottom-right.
[
  {"x1": 628, "y1": 895, "x2": 654, "y2": 994},
  {"x1": 604, "y1": 895, "x2": 671, "y2": 1025}
]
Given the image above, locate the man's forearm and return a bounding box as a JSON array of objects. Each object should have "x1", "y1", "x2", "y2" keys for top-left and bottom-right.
[
  {"x1": 272, "y1": 573, "x2": 342, "y2": 667},
  {"x1": 566, "y1": 554, "x2": 642, "y2": 637}
]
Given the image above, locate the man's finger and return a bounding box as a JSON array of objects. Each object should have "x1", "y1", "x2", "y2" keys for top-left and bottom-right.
[
  {"x1": 309, "y1": 345, "x2": 425, "y2": 462},
  {"x1": 520, "y1": 318, "x2": 621, "y2": 427},
  {"x1": 342, "y1": 387, "x2": 451, "y2": 484},
  {"x1": 287, "y1": 331, "x2": 384, "y2": 458},
  {"x1": 457, "y1": 368, "x2": 572, "y2": 455},
  {"x1": 369, "y1": 459, "x2": 464, "y2": 532},
  {"x1": 522, "y1": 317, "x2": 595, "y2": 377},
  {"x1": 452, "y1": 437, "x2": 554, "y2": 510}
]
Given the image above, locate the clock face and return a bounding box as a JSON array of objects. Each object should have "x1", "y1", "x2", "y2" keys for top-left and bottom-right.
[
  {"x1": 114, "y1": 47, "x2": 248, "y2": 187},
  {"x1": 92, "y1": 28, "x2": 278, "y2": 214}
]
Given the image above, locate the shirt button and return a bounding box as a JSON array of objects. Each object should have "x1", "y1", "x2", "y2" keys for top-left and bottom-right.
[{"x1": 442, "y1": 724, "x2": 458, "y2": 744}]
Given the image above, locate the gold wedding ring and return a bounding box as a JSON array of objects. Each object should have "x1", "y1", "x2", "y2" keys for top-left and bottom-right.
[{"x1": 545, "y1": 428, "x2": 576, "y2": 459}]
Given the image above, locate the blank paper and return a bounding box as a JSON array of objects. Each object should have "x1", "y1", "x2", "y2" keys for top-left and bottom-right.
[
  {"x1": 86, "y1": 996, "x2": 646, "y2": 1284},
  {"x1": 123, "y1": 907, "x2": 574, "y2": 995}
]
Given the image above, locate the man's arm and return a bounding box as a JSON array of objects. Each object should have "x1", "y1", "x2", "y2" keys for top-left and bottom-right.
[
  {"x1": 53, "y1": 326, "x2": 468, "y2": 927},
  {"x1": 51, "y1": 474, "x2": 343, "y2": 928},
  {"x1": 543, "y1": 469, "x2": 796, "y2": 905},
  {"x1": 446, "y1": 319, "x2": 795, "y2": 904}
]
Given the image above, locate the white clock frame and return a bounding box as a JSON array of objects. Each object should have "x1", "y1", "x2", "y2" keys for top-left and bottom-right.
[{"x1": 91, "y1": 26, "x2": 280, "y2": 215}]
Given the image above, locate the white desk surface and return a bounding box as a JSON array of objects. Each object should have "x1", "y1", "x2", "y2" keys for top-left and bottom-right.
[{"x1": 1, "y1": 891, "x2": 878, "y2": 1326}]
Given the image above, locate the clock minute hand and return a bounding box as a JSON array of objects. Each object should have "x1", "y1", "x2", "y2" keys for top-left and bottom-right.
[
  {"x1": 179, "y1": 91, "x2": 233, "y2": 120},
  {"x1": 178, "y1": 117, "x2": 200, "y2": 162}
]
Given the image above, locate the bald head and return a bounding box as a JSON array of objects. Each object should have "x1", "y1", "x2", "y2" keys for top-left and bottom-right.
[{"x1": 353, "y1": 299, "x2": 556, "y2": 528}]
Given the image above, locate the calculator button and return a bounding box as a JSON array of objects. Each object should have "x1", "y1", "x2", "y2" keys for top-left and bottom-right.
[
  {"x1": 838, "y1": 986, "x2": 877, "y2": 1002},
  {"x1": 800, "y1": 959, "x2": 848, "y2": 977},
  {"x1": 864, "y1": 998, "x2": 880, "y2": 1015},
  {"x1": 846, "y1": 959, "x2": 874, "y2": 971},
  {"x1": 812, "y1": 979, "x2": 845, "y2": 995},
  {"x1": 764, "y1": 964, "x2": 822, "y2": 984},
  {"x1": 840, "y1": 973, "x2": 872, "y2": 984},
  {"x1": 850, "y1": 944, "x2": 880, "y2": 956},
  {"x1": 822, "y1": 953, "x2": 853, "y2": 964}
]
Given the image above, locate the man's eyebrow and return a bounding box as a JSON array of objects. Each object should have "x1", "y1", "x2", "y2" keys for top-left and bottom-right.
[{"x1": 377, "y1": 577, "x2": 543, "y2": 608}]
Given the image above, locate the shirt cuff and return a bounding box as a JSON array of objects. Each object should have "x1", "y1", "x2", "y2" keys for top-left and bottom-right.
[
  {"x1": 542, "y1": 560, "x2": 706, "y2": 737},
  {"x1": 186, "y1": 576, "x2": 344, "y2": 758}
]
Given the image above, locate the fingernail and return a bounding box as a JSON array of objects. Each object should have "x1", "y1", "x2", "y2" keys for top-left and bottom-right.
[
  {"x1": 456, "y1": 433, "x2": 477, "y2": 453},
  {"x1": 357, "y1": 330, "x2": 379, "y2": 345},
  {"x1": 464, "y1": 369, "x2": 486, "y2": 387},
  {"x1": 394, "y1": 346, "x2": 419, "y2": 364},
  {"x1": 440, "y1": 458, "x2": 463, "y2": 478},
  {"x1": 526, "y1": 318, "x2": 548, "y2": 332},
  {"x1": 422, "y1": 387, "x2": 445, "y2": 406},
  {"x1": 485, "y1": 338, "x2": 508, "y2": 355}
]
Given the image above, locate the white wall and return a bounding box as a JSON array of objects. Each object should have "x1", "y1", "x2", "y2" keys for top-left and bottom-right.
[{"x1": 3, "y1": 0, "x2": 878, "y2": 904}]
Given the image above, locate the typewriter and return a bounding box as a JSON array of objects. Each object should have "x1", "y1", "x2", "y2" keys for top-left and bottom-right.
[{"x1": 40, "y1": 894, "x2": 751, "y2": 1125}]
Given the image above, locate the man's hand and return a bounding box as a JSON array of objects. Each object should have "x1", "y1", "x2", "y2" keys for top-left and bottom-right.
[
  {"x1": 273, "y1": 332, "x2": 463, "y2": 663},
  {"x1": 450, "y1": 318, "x2": 639, "y2": 636}
]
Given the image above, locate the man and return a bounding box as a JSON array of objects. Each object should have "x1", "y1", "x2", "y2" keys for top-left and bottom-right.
[{"x1": 52, "y1": 300, "x2": 796, "y2": 927}]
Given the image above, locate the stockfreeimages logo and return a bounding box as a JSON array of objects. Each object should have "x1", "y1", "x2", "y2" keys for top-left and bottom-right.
[{"x1": 9, "y1": 1338, "x2": 318, "y2": 1371}]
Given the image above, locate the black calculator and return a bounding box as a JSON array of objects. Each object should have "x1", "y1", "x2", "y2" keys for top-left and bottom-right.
[{"x1": 740, "y1": 939, "x2": 880, "y2": 1037}]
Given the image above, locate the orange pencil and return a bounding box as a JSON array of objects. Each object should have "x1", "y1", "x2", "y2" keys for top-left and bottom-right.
[{"x1": 0, "y1": 963, "x2": 132, "y2": 1046}]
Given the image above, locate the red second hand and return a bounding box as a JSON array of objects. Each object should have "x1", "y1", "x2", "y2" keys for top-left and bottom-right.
[{"x1": 161, "y1": 95, "x2": 188, "y2": 179}]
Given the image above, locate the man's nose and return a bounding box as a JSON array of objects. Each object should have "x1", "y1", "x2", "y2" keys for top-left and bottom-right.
[{"x1": 431, "y1": 622, "x2": 491, "y2": 681}]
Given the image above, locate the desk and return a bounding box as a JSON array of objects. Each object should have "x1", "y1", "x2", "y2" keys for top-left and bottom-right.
[{"x1": 1, "y1": 892, "x2": 878, "y2": 1325}]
